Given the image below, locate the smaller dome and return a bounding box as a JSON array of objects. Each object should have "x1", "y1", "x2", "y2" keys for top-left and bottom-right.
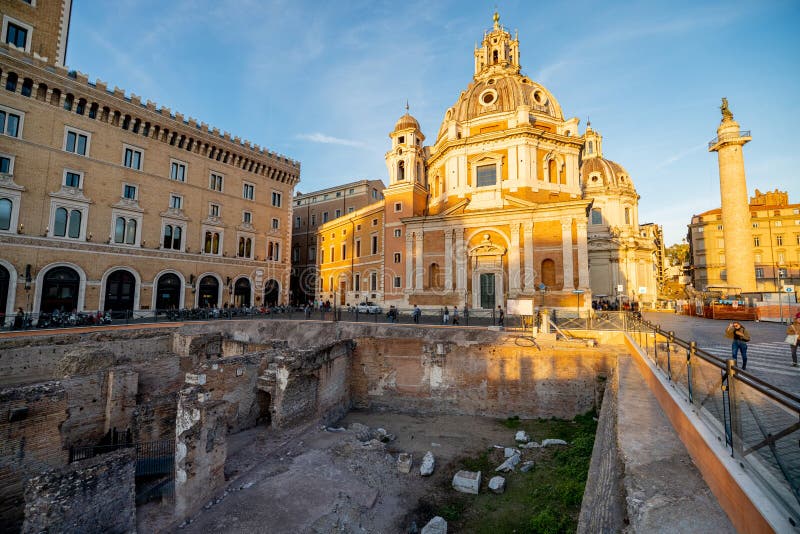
[
  {"x1": 394, "y1": 113, "x2": 420, "y2": 132},
  {"x1": 581, "y1": 157, "x2": 636, "y2": 192}
]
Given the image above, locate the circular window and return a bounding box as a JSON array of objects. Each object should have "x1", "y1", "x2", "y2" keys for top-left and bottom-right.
[
  {"x1": 620, "y1": 176, "x2": 626, "y2": 183},
  {"x1": 591, "y1": 176, "x2": 599, "y2": 183},
  {"x1": 479, "y1": 89, "x2": 498, "y2": 106},
  {"x1": 532, "y1": 90, "x2": 547, "y2": 105},
  {"x1": 488, "y1": 79, "x2": 495, "y2": 85}
]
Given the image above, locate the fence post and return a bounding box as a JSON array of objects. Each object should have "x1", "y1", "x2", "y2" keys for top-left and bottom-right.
[
  {"x1": 687, "y1": 341, "x2": 696, "y2": 403},
  {"x1": 722, "y1": 359, "x2": 737, "y2": 457},
  {"x1": 667, "y1": 331, "x2": 674, "y2": 380},
  {"x1": 653, "y1": 329, "x2": 659, "y2": 368}
]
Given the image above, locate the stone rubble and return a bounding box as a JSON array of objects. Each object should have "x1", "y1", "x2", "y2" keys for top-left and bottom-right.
[
  {"x1": 520, "y1": 461, "x2": 535, "y2": 473},
  {"x1": 421, "y1": 515, "x2": 448, "y2": 534},
  {"x1": 420, "y1": 451, "x2": 435, "y2": 476},
  {"x1": 397, "y1": 453, "x2": 413, "y2": 474},
  {"x1": 503, "y1": 447, "x2": 520, "y2": 458},
  {"x1": 452, "y1": 470, "x2": 481, "y2": 494},
  {"x1": 515, "y1": 430, "x2": 530, "y2": 443},
  {"x1": 495, "y1": 453, "x2": 521, "y2": 473},
  {"x1": 488, "y1": 476, "x2": 506, "y2": 494},
  {"x1": 541, "y1": 438, "x2": 568, "y2": 447},
  {"x1": 519, "y1": 441, "x2": 540, "y2": 449}
]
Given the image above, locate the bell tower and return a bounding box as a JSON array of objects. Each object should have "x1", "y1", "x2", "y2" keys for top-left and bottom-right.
[
  {"x1": 583, "y1": 121, "x2": 603, "y2": 159},
  {"x1": 708, "y1": 98, "x2": 756, "y2": 294},
  {"x1": 473, "y1": 11, "x2": 520, "y2": 81},
  {"x1": 385, "y1": 105, "x2": 427, "y2": 191}
]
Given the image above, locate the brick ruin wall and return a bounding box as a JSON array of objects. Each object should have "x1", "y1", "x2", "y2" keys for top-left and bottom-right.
[
  {"x1": 0, "y1": 320, "x2": 623, "y2": 529},
  {"x1": 21, "y1": 449, "x2": 136, "y2": 534}
]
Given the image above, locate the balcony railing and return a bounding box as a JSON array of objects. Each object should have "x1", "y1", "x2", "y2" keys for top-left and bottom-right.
[{"x1": 708, "y1": 130, "x2": 751, "y2": 149}]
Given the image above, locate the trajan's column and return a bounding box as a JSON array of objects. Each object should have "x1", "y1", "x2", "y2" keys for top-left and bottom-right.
[{"x1": 708, "y1": 98, "x2": 756, "y2": 294}]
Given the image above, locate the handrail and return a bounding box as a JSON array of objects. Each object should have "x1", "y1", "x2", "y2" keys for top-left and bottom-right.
[{"x1": 708, "y1": 130, "x2": 751, "y2": 148}]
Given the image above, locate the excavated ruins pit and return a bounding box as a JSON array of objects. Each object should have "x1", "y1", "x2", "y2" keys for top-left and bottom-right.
[{"x1": 0, "y1": 320, "x2": 621, "y2": 533}]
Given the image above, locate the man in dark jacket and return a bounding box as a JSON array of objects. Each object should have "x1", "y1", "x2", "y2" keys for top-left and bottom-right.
[{"x1": 726, "y1": 322, "x2": 751, "y2": 370}]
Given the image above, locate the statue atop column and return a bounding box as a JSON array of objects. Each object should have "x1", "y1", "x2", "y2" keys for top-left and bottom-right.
[{"x1": 720, "y1": 97, "x2": 734, "y2": 121}]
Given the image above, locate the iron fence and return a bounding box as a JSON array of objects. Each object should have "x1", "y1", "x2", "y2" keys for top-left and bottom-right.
[{"x1": 626, "y1": 315, "x2": 800, "y2": 525}]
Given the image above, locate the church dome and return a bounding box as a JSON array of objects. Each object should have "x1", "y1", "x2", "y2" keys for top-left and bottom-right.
[
  {"x1": 581, "y1": 157, "x2": 636, "y2": 192},
  {"x1": 394, "y1": 113, "x2": 420, "y2": 133},
  {"x1": 436, "y1": 74, "x2": 564, "y2": 141}
]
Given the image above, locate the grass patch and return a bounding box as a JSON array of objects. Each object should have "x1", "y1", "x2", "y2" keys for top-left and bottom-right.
[{"x1": 423, "y1": 410, "x2": 597, "y2": 533}]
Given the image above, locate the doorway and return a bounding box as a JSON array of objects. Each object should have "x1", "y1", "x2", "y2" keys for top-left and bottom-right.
[
  {"x1": 234, "y1": 278, "x2": 251, "y2": 307},
  {"x1": 155, "y1": 273, "x2": 181, "y2": 310},
  {"x1": 40, "y1": 266, "x2": 80, "y2": 313},
  {"x1": 480, "y1": 273, "x2": 495, "y2": 309},
  {"x1": 198, "y1": 276, "x2": 220, "y2": 308},
  {"x1": 263, "y1": 279, "x2": 279, "y2": 307},
  {"x1": 104, "y1": 269, "x2": 136, "y2": 312}
]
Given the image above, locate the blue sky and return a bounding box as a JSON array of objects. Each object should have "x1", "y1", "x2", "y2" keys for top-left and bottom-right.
[{"x1": 68, "y1": 0, "x2": 800, "y2": 245}]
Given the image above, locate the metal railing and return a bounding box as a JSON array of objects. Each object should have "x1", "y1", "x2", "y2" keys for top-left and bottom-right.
[
  {"x1": 0, "y1": 305, "x2": 520, "y2": 331},
  {"x1": 708, "y1": 130, "x2": 751, "y2": 148},
  {"x1": 626, "y1": 315, "x2": 800, "y2": 524}
]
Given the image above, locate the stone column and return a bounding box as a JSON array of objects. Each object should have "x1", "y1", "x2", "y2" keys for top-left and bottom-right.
[
  {"x1": 523, "y1": 222, "x2": 535, "y2": 291},
  {"x1": 415, "y1": 232, "x2": 424, "y2": 290},
  {"x1": 561, "y1": 218, "x2": 575, "y2": 290},
  {"x1": 444, "y1": 229, "x2": 453, "y2": 290},
  {"x1": 405, "y1": 234, "x2": 414, "y2": 289},
  {"x1": 455, "y1": 228, "x2": 466, "y2": 291},
  {"x1": 509, "y1": 223, "x2": 521, "y2": 294},
  {"x1": 709, "y1": 103, "x2": 756, "y2": 293},
  {"x1": 576, "y1": 221, "x2": 589, "y2": 289}
]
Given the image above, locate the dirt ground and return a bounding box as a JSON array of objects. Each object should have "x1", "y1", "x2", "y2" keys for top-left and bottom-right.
[{"x1": 175, "y1": 410, "x2": 527, "y2": 533}]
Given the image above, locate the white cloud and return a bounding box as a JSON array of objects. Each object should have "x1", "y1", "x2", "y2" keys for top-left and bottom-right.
[{"x1": 296, "y1": 133, "x2": 365, "y2": 147}]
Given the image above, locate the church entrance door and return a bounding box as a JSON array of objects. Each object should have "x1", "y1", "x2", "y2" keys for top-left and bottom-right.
[{"x1": 480, "y1": 273, "x2": 495, "y2": 309}]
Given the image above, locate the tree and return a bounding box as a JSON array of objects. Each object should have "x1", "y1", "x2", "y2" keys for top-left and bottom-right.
[{"x1": 665, "y1": 243, "x2": 689, "y2": 266}]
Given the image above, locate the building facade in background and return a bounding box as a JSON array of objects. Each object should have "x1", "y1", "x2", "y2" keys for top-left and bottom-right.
[
  {"x1": 0, "y1": 1, "x2": 299, "y2": 319},
  {"x1": 289, "y1": 180, "x2": 384, "y2": 305},
  {"x1": 311, "y1": 13, "x2": 659, "y2": 311},
  {"x1": 688, "y1": 189, "x2": 800, "y2": 293}
]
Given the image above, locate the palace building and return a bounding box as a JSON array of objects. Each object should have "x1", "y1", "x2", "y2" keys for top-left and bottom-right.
[
  {"x1": 0, "y1": 1, "x2": 299, "y2": 319},
  {"x1": 310, "y1": 12, "x2": 658, "y2": 311},
  {"x1": 689, "y1": 189, "x2": 800, "y2": 293}
]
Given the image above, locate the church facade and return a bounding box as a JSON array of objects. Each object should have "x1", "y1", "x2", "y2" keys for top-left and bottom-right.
[{"x1": 312, "y1": 13, "x2": 658, "y2": 311}]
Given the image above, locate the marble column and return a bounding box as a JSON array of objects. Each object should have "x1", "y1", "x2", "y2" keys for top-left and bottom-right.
[
  {"x1": 561, "y1": 218, "x2": 575, "y2": 290},
  {"x1": 405, "y1": 233, "x2": 414, "y2": 289},
  {"x1": 523, "y1": 222, "x2": 534, "y2": 291},
  {"x1": 444, "y1": 229, "x2": 453, "y2": 290},
  {"x1": 509, "y1": 222, "x2": 521, "y2": 293},
  {"x1": 415, "y1": 231, "x2": 424, "y2": 290},
  {"x1": 576, "y1": 221, "x2": 589, "y2": 289}
]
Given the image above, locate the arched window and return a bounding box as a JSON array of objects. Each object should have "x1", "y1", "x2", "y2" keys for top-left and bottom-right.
[
  {"x1": 114, "y1": 217, "x2": 126, "y2": 243},
  {"x1": 493, "y1": 50, "x2": 499, "y2": 63},
  {"x1": 68, "y1": 210, "x2": 81, "y2": 238},
  {"x1": 238, "y1": 237, "x2": 253, "y2": 258},
  {"x1": 50, "y1": 88, "x2": 61, "y2": 106},
  {"x1": 162, "y1": 224, "x2": 172, "y2": 248},
  {"x1": 88, "y1": 102, "x2": 98, "y2": 119},
  {"x1": 122, "y1": 115, "x2": 131, "y2": 130},
  {"x1": 63, "y1": 93, "x2": 74, "y2": 111},
  {"x1": 0, "y1": 198, "x2": 12, "y2": 230},
  {"x1": 162, "y1": 224, "x2": 182, "y2": 250},
  {"x1": 5, "y1": 72, "x2": 18, "y2": 92},
  {"x1": 397, "y1": 161, "x2": 405, "y2": 181},
  {"x1": 54, "y1": 207, "x2": 68, "y2": 237},
  {"x1": 36, "y1": 83, "x2": 47, "y2": 101},
  {"x1": 21, "y1": 78, "x2": 33, "y2": 97},
  {"x1": 541, "y1": 259, "x2": 556, "y2": 287},
  {"x1": 125, "y1": 219, "x2": 137, "y2": 244},
  {"x1": 548, "y1": 159, "x2": 557, "y2": 184},
  {"x1": 587, "y1": 141, "x2": 594, "y2": 154},
  {"x1": 204, "y1": 231, "x2": 220, "y2": 254},
  {"x1": 624, "y1": 207, "x2": 631, "y2": 225},
  {"x1": 40, "y1": 266, "x2": 80, "y2": 313},
  {"x1": 75, "y1": 98, "x2": 86, "y2": 115}
]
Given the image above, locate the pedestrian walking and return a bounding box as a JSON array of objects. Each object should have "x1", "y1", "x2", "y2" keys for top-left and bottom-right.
[
  {"x1": 13, "y1": 307, "x2": 24, "y2": 330},
  {"x1": 452, "y1": 306, "x2": 459, "y2": 325},
  {"x1": 442, "y1": 306, "x2": 450, "y2": 325},
  {"x1": 412, "y1": 305, "x2": 421, "y2": 324},
  {"x1": 497, "y1": 305, "x2": 504, "y2": 327},
  {"x1": 786, "y1": 313, "x2": 800, "y2": 367},
  {"x1": 726, "y1": 321, "x2": 750, "y2": 370}
]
